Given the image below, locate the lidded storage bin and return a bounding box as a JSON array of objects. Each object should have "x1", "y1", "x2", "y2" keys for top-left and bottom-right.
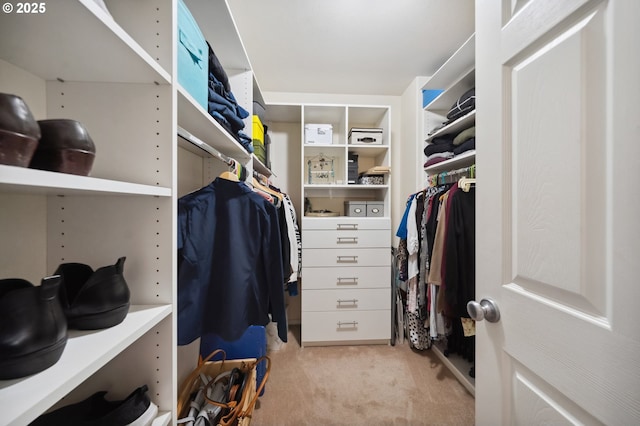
[{"x1": 304, "y1": 124, "x2": 333, "y2": 145}]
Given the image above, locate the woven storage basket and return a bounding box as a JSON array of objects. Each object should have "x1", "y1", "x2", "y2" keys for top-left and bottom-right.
[{"x1": 177, "y1": 349, "x2": 270, "y2": 426}]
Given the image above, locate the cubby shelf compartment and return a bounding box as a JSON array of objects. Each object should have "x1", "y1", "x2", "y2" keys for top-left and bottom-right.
[
  {"x1": 0, "y1": 304, "x2": 172, "y2": 426},
  {"x1": 177, "y1": 87, "x2": 253, "y2": 162},
  {"x1": 0, "y1": 0, "x2": 170, "y2": 84},
  {"x1": 0, "y1": 166, "x2": 171, "y2": 197}
]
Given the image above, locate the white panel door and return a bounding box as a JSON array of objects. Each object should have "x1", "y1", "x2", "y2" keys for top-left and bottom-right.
[{"x1": 476, "y1": 0, "x2": 640, "y2": 424}]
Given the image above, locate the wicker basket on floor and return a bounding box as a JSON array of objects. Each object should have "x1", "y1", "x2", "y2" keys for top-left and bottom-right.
[{"x1": 177, "y1": 349, "x2": 270, "y2": 426}]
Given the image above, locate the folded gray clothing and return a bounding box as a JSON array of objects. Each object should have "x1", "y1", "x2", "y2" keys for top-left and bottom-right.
[
  {"x1": 453, "y1": 137, "x2": 475, "y2": 155},
  {"x1": 424, "y1": 140, "x2": 455, "y2": 156},
  {"x1": 453, "y1": 126, "x2": 475, "y2": 146},
  {"x1": 426, "y1": 152, "x2": 454, "y2": 162}
]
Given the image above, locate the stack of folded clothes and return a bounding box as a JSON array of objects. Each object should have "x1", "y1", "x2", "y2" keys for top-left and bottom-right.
[
  {"x1": 452, "y1": 126, "x2": 475, "y2": 155},
  {"x1": 207, "y1": 42, "x2": 253, "y2": 154},
  {"x1": 423, "y1": 135, "x2": 455, "y2": 167}
]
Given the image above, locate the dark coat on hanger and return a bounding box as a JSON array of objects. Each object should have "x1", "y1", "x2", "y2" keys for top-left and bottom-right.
[{"x1": 177, "y1": 177, "x2": 287, "y2": 345}]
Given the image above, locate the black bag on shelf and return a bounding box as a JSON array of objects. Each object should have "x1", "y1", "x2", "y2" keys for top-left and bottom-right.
[{"x1": 446, "y1": 87, "x2": 475, "y2": 121}]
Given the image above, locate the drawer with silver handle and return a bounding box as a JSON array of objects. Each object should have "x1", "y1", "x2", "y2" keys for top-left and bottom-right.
[
  {"x1": 301, "y1": 266, "x2": 389, "y2": 289},
  {"x1": 302, "y1": 288, "x2": 389, "y2": 311},
  {"x1": 302, "y1": 229, "x2": 389, "y2": 249},
  {"x1": 302, "y1": 248, "x2": 389, "y2": 268},
  {"x1": 302, "y1": 217, "x2": 390, "y2": 230},
  {"x1": 301, "y1": 310, "x2": 391, "y2": 343}
]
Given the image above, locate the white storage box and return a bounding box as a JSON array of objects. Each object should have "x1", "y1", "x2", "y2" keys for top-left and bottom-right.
[
  {"x1": 305, "y1": 124, "x2": 333, "y2": 145},
  {"x1": 348, "y1": 128, "x2": 383, "y2": 145}
]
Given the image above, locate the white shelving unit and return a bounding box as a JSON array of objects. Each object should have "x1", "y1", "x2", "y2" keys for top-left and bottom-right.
[
  {"x1": 422, "y1": 33, "x2": 476, "y2": 180},
  {"x1": 301, "y1": 104, "x2": 391, "y2": 217},
  {"x1": 420, "y1": 33, "x2": 476, "y2": 394},
  {"x1": 0, "y1": 0, "x2": 267, "y2": 424}
]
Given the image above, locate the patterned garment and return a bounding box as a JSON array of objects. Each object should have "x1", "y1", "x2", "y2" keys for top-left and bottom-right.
[
  {"x1": 407, "y1": 311, "x2": 431, "y2": 350},
  {"x1": 397, "y1": 239, "x2": 409, "y2": 282}
]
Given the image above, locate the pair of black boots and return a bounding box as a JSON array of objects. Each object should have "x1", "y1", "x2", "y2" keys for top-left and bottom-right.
[{"x1": 0, "y1": 257, "x2": 130, "y2": 380}]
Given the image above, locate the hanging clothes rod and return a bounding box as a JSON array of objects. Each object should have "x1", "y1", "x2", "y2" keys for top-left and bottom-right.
[
  {"x1": 253, "y1": 170, "x2": 270, "y2": 185},
  {"x1": 177, "y1": 126, "x2": 234, "y2": 167},
  {"x1": 428, "y1": 164, "x2": 476, "y2": 187}
]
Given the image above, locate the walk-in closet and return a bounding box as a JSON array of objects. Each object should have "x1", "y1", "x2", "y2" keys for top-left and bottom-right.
[{"x1": 1, "y1": 0, "x2": 638, "y2": 425}]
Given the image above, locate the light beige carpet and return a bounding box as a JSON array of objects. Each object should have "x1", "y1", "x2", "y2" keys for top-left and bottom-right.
[{"x1": 250, "y1": 326, "x2": 474, "y2": 425}]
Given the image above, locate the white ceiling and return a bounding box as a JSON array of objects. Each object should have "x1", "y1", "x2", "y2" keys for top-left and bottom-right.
[{"x1": 226, "y1": 0, "x2": 475, "y2": 96}]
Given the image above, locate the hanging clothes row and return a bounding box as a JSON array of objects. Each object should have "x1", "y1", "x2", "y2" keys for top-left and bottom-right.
[
  {"x1": 176, "y1": 155, "x2": 300, "y2": 347},
  {"x1": 395, "y1": 167, "x2": 476, "y2": 368}
]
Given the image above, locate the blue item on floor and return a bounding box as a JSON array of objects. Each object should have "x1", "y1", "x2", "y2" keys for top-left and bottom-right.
[{"x1": 200, "y1": 325, "x2": 267, "y2": 395}]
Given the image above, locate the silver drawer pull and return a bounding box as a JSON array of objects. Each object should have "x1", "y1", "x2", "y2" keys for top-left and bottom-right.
[
  {"x1": 337, "y1": 256, "x2": 358, "y2": 263},
  {"x1": 337, "y1": 321, "x2": 358, "y2": 328},
  {"x1": 337, "y1": 277, "x2": 358, "y2": 285},
  {"x1": 337, "y1": 224, "x2": 358, "y2": 230},
  {"x1": 337, "y1": 237, "x2": 358, "y2": 244},
  {"x1": 337, "y1": 299, "x2": 358, "y2": 304}
]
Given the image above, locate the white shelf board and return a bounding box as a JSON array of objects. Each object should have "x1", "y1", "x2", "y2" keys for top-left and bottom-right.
[
  {"x1": 304, "y1": 184, "x2": 389, "y2": 190},
  {"x1": 0, "y1": 304, "x2": 172, "y2": 426},
  {"x1": 426, "y1": 111, "x2": 476, "y2": 142},
  {"x1": 177, "y1": 86, "x2": 252, "y2": 162},
  {"x1": 0, "y1": 166, "x2": 171, "y2": 197},
  {"x1": 304, "y1": 144, "x2": 348, "y2": 149},
  {"x1": 422, "y1": 33, "x2": 475, "y2": 92},
  {"x1": 184, "y1": 0, "x2": 252, "y2": 71},
  {"x1": 424, "y1": 68, "x2": 475, "y2": 111},
  {"x1": 424, "y1": 151, "x2": 476, "y2": 174},
  {"x1": 432, "y1": 341, "x2": 475, "y2": 396},
  {"x1": 252, "y1": 155, "x2": 274, "y2": 177},
  {"x1": 0, "y1": 0, "x2": 170, "y2": 84},
  {"x1": 152, "y1": 411, "x2": 172, "y2": 426},
  {"x1": 346, "y1": 145, "x2": 390, "y2": 157}
]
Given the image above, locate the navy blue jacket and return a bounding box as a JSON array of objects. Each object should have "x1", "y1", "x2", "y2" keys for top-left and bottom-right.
[{"x1": 177, "y1": 178, "x2": 287, "y2": 345}]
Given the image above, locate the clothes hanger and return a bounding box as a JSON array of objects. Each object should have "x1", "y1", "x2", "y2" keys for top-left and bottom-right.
[
  {"x1": 219, "y1": 159, "x2": 240, "y2": 182},
  {"x1": 458, "y1": 176, "x2": 476, "y2": 192}
]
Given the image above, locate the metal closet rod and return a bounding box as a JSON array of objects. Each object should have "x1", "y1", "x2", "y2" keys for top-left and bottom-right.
[
  {"x1": 429, "y1": 164, "x2": 476, "y2": 186},
  {"x1": 177, "y1": 126, "x2": 235, "y2": 167}
]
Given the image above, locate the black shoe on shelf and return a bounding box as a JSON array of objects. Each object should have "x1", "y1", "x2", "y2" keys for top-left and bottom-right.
[
  {"x1": 30, "y1": 384, "x2": 158, "y2": 426},
  {"x1": 55, "y1": 257, "x2": 130, "y2": 330},
  {"x1": 0, "y1": 275, "x2": 67, "y2": 380}
]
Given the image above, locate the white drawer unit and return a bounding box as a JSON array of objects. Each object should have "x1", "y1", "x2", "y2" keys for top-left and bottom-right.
[
  {"x1": 302, "y1": 229, "x2": 389, "y2": 249},
  {"x1": 302, "y1": 266, "x2": 389, "y2": 290},
  {"x1": 302, "y1": 288, "x2": 390, "y2": 312},
  {"x1": 301, "y1": 311, "x2": 391, "y2": 344},
  {"x1": 301, "y1": 217, "x2": 391, "y2": 346},
  {"x1": 302, "y1": 248, "x2": 389, "y2": 268},
  {"x1": 302, "y1": 217, "x2": 390, "y2": 230}
]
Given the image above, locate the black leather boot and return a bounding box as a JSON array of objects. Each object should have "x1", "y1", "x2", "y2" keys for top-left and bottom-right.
[
  {"x1": 0, "y1": 275, "x2": 68, "y2": 380},
  {"x1": 55, "y1": 257, "x2": 130, "y2": 330}
]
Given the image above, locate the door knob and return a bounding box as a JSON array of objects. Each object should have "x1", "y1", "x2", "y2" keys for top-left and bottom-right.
[{"x1": 466, "y1": 298, "x2": 500, "y2": 323}]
